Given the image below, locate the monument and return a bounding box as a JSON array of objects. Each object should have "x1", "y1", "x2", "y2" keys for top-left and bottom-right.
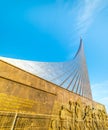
[{"x1": 0, "y1": 39, "x2": 108, "y2": 130}]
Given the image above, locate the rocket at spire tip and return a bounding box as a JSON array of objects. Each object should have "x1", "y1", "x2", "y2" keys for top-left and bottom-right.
[{"x1": 80, "y1": 36, "x2": 83, "y2": 43}]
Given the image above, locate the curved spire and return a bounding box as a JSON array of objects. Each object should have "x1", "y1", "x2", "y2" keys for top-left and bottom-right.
[
  {"x1": 0, "y1": 39, "x2": 92, "y2": 99},
  {"x1": 73, "y1": 37, "x2": 82, "y2": 59}
]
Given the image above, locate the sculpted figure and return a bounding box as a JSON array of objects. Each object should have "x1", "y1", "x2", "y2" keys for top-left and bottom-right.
[
  {"x1": 106, "y1": 115, "x2": 108, "y2": 128},
  {"x1": 74, "y1": 100, "x2": 83, "y2": 130},
  {"x1": 59, "y1": 105, "x2": 68, "y2": 130},
  {"x1": 97, "y1": 110, "x2": 103, "y2": 129},
  {"x1": 59, "y1": 103, "x2": 74, "y2": 130},
  {"x1": 101, "y1": 109, "x2": 108, "y2": 129},
  {"x1": 67, "y1": 101, "x2": 75, "y2": 129},
  {"x1": 92, "y1": 111, "x2": 99, "y2": 130},
  {"x1": 84, "y1": 106, "x2": 92, "y2": 130},
  {"x1": 50, "y1": 119, "x2": 59, "y2": 130}
]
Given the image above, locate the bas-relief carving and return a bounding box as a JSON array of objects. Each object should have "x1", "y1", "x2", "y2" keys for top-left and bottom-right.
[
  {"x1": 15, "y1": 117, "x2": 49, "y2": 129},
  {"x1": 50, "y1": 99, "x2": 108, "y2": 130},
  {"x1": 0, "y1": 101, "x2": 107, "y2": 130},
  {"x1": 0, "y1": 92, "x2": 108, "y2": 130},
  {"x1": 1, "y1": 60, "x2": 108, "y2": 130},
  {"x1": 0, "y1": 113, "x2": 49, "y2": 129},
  {"x1": 0, "y1": 114, "x2": 15, "y2": 129},
  {"x1": 16, "y1": 118, "x2": 33, "y2": 128}
]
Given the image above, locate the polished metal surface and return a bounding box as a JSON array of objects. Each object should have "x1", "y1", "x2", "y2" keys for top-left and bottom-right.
[{"x1": 0, "y1": 39, "x2": 92, "y2": 99}]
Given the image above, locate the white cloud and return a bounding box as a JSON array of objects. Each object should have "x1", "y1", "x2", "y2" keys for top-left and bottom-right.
[
  {"x1": 26, "y1": 0, "x2": 108, "y2": 51},
  {"x1": 91, "y1": 80, "x2": 108, "y2": 113},
  {"x1": 76, "y1": 0, "x2": 107, "y2": 36}
]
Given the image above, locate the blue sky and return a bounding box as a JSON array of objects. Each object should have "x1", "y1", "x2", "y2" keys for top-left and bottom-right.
[{"x1": 0, "y1": 0, "x2": 108, "y2": 111}]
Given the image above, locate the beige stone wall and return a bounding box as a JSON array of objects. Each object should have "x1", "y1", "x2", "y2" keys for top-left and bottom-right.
[{"x1": 0, "y1": 60, "x2": 108, "y2": 130}]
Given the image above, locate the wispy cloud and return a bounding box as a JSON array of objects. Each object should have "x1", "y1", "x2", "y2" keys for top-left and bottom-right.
[
  {"x1": 76, "y1": 0, "x2": 108, "y2": 36},
  {"x1": 91, "y1": 80, "x2": 108, "y2": 112},
  {"x1": 26, "y1": 0, "x2": 108, "y2": 59}
]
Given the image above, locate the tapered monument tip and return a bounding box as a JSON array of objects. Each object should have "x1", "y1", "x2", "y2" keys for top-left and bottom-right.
[{"x1": 80, "y1": 37, "x2": 83, "y2": 44}]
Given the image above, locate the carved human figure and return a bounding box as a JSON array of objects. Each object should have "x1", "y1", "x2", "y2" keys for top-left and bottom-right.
[
  {"x1": 66, "y1": 101, "x2": 75, "y2": 129},
  {"x1": 74, "y1": 100, "x2": 83, "y2": 130},
  {"x1": 101, "y1": 109, "x2": 108, "y2": 129},
  {"x1": 50, "y1": 119, "x2": 59, "y2": 130},
  {"x1": 84, "y1": 110, "x2": 92, "y2": 130},
  {"x1": 59, "y1": 105, "x2": 67, "y2": 130},
  {"x1": 92, "y1": 111, "x2": 99, "y2": 130},
  {"x1": 106, "y1": 115, "x2": 108, "y2": 128},
  {"x1": 97, "y1": 110, "x2": 103, "y2": 129},
  {"x1": 59, "y1": 104, "x2": 74, "y2": 130}
]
